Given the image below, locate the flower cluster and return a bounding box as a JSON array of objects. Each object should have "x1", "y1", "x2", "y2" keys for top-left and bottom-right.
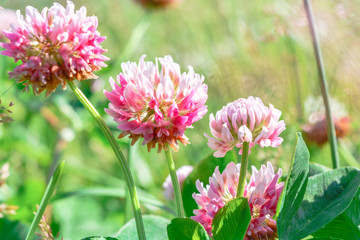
[
  {"x1": 104, "y1": 55, "x2": 208, "y2": 152},
  {"x1": 205, "y1": 97, "x2": 286, "y2": 157},
  {"x1": 0, "y1": 7, "x2": 18, "y2": 41},
  {"x1": 135, "y1": 0, "x2": 183, "y2": 9},
  {"x1": 163, "y1": 165, "x2": 193, "y2": 200},
  {"x1": 192, "y1": 161, "x2": 284, "y2": 239},
  {"x1": 303, "y1": 96, "x2": 350, "y2": 145},
  {"x1": 0, "y1": 1, "x2": 108, "y2": 96}
]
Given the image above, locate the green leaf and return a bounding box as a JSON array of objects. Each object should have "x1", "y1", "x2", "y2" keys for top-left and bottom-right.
[
  {"x1": 116, "y1": 215, "x2": 169, "y2": 240},
  {"x1": 308, "y1": 238, "x2": 341, "y2": 240},
  {"x1": 280, "y1": 167, "x2": 360, "y2": 240},
  {"x1": 212, "y1": 197, "x2": 251, "y2": 240},
  {"x1": 278, "y1": 133, "x2": 310, "y2": 233},
  {"x1": 309, "y1": 163, "x2": 330, "y2": 177},
  {"x1": 167, "y1": 218, "x2": 210, "y2": 240},
  {"x1": 182, "y1": 151, "x2": 236, "y2": 217},
  {"x1": 82, "y1": 237, "x2": 118, "y2": 240},
  {"x1": 344, "y1": 187, "x2": 360, "y2": 227},
  {"x1": 312, "y1": 188, "x2": 360, "y2": 240},
  {"x1": 312, "y1": 214, "x2": 360, "y2": 239}
]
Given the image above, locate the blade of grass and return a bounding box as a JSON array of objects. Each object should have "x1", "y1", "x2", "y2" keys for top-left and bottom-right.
[
  {"x1": 25, "y1": 160, "x2": 65, "y2": 240},
  {"x1": 303, "y1": 0, "x2": 339, "y2": 169}
]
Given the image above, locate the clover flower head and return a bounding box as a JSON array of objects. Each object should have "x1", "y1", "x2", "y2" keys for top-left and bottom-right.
[
  {"x1": 191, "y1": 161, "x2": 284, "y2": 239},
  {"x1": 205, "y1": 97, "x2": 286, "y2": 158},
  {"x1": 303, "y1": 96, "x2": 350, "y2": 145},
  {"x1": 0, "y1": 1, "x2": 109, "y2": 96},
  {"x1": 104, "y1": 55, "x2": 208, "y2": 152},
  {"x1": 135, "y1": 0, "x2": 183, "y2": 9},
  {"x1": 163, "y1": 165, "x2": 193, "y2": 200},
  {"x1": 0, "y1": 7, "x2": 18, "y2": 41}
]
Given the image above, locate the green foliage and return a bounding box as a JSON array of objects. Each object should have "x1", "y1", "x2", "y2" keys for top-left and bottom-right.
[
  {"x1": 280, "y1": 167, "x2": 360, "y2": 240},
  {"x1": 278, "y1": 133, "x2": 310, "y2": 233},
  {"x1": 26, "y1": 160, "x2": 64, "y2": 240},
  {"x1": 52, "y1": 197, "x2": 121, "y2": 239},
  {"x1": 311, "y1": 214, "x2": 360, "y2": 239},
  {"x1": 115, "y1": 215, "x2": 169, "y2": 240},
  {"x1": 0, "y1": 218, "x2": 35, "y2": 240},
  {"x1": 212, "y1": 197, "x2": 251, "y2": 240},
  {"x1": 82, "y1": 237, "x2": 118, "y2": 240},
  {"x1": 167, "y1": 218, "x2": 209, "y2": 240},
  {"x1": 308, "y1": 162, "x2": 330, "y2": 177},
  {"x1": 312, "y1": 188, "x2": 360, "y2": 240},
  {"x1": 182, "y1": 151, "x2": 236, "y2": 217},
  {"x1": 52, "y1": 186, "x2": 172, "y2": 213}
]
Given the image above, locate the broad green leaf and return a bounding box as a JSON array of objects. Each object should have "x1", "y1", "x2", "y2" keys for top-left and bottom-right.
[
  {"x1": 82, "y1": 237, "x2": 117, "y2": 240},
  {"x1": 278, "y1": 133, "x2": 309, "y2": 233},
  {"x1": 308, "y1": 238, "x2": 341, "y2": 240},
  {"x1": 312, "y1": 214, "x2": 360, "y2": 239},
  {"x1": 116, "y1": 215, "x2": 169, "y2": 240},
  {"x1": 281, "y1": 167, "x2": 360, "y2": 240},
  {"x1": 344, "y1": 188, "x2": 360, "y2": 227},
  {"x1": 308, "y1": 163, "x2": 330, "y2": 177},
  {"x1": 212, "y1": 197, "x2": 251, "y2": 240},
  {"x1": 167, "y1": 218, "x2": 210, "y2": 240},
  {"x1": 312, "y1": 187, "x2": 360, "y2": 240},
  {"x1": 182, "y1": 151, "x2": 236, "y2": 217}
]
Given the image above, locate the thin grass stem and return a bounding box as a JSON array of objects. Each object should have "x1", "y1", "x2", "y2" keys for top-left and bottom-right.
[
  {"x1": 25, "y1": 161, "x2": 65, "y2": 240},
  {"x1": 303, "y1": 0, "x2": 340, "y2": 169}
]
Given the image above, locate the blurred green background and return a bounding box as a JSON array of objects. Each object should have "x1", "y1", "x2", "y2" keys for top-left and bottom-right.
[{"x1": 0, "y1": 0, "x2": 360, "y2": 239}]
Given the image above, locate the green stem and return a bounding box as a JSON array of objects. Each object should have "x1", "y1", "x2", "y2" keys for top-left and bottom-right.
[
  {"x1": 67, "y1": 81, "x2": 146, "y2": 240},
  {"x1": 164, "y1": 147, "x2": 184, "y2": 218},
  {"x1": 124, "y1": 141, "x2": 135, "y2": 222},
  {"x1": 236, "y1": 142, "x2": 250, "y2": 198},
  {"x1": 303, "y1": 0, "x2": 339, "y2": 169},
  {"x1": 25, "y1": 161, "x2": 65, "y2": 240}
]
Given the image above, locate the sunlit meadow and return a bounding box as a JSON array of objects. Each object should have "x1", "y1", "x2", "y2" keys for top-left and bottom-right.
[{"x1": 0, "y1": 0, "x2": 359, "y2": 239}]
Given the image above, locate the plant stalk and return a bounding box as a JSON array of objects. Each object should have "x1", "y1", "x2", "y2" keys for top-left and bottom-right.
[
  {"x1": 236, "y1": 142, "x2": 250, "y2": 198},
  {"x1": 67, "y1": 81, "x2": 146, "y2": 240},
  {"x1": 164, "y1": 147, "x2": 184, "y2": 218},
  {"x1": 25, "y1": 161, "x2": 65, "y2": 240},
  {"x1": 303, "y1": 0, "x2": 339, "y2": 169}
]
